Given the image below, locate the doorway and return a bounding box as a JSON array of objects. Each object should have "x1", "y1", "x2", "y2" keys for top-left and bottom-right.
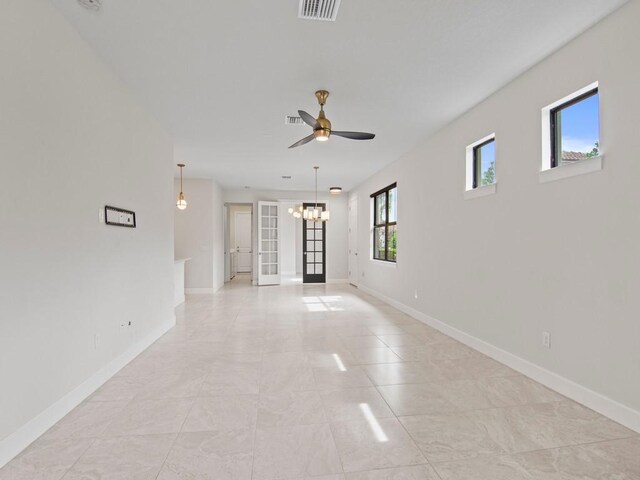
[
  {"x1": 348, "y1": 194, "x2": 358, "y2": 286},
  {"x1": 234, "y1": 211, "x2": 252, "y2": 273},
  {"x1": 302, "y1": 202, "x2": 327, "y2": 284},
  {"x1": 225, "y1": 203, "x2": 253, "y2": 282}
]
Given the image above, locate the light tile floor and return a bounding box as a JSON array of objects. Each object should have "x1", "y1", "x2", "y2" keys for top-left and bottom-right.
[{"x1": 2, "y1": 276, "x2": 639, "y2": 479}]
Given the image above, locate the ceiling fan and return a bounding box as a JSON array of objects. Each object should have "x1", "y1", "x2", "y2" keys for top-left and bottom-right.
[{"x1": 289, "y1": 90, "x2": 375, "y2": 149}]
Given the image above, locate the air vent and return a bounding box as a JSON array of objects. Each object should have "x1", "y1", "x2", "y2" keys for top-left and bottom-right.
[
  {"x1": 298, "y1": 0, "x2": 342, "y2": 21},
  {"x1": 285, "y1": 115, "x2": 305, "y2": 125},
  {"x1": 281, "y1": 176, "x2": 292, "y2": 180},
  {"x1": 78, "y1": 0, "x2": 102, "y2": 11}
]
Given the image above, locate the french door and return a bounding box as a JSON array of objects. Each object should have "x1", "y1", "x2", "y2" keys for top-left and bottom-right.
[
  {"x1": 257, "y1": 201, "x2": 281, "y2": 285},
  {"x1": 302, "y1": 203, "x2": 326, "y2": 284}
]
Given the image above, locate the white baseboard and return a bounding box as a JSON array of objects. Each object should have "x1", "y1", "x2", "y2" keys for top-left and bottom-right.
[
  {"x1": 174, "y1": 295, "x2": 185, "y2": 307},
  {"x1": 0, "y1": 315, "x2": 176, "y2": 468},
  {"x1": 358, "y1": 284, "x2": 640, "y2": 434},
  {"x1": 185, "y1": 288, "x2": 214, "y2": 294}
]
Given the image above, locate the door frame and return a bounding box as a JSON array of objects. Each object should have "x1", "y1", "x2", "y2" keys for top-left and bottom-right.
[
  {"x1": 348, "y1": 194, "x2": 358, "y2": 287},
  {"x1": 302, "y1": 202, "x2": 327, "y2": 284},
  {"x1": 224, "y1": 202, "x2": 254, "y2": 282}
]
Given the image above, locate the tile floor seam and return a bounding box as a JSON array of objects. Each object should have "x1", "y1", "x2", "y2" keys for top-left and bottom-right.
[
  {"x1": 373, "y1": 383, "x2": 435, "y2": 471},
  {"x1": 390, "y1": 398, "x2": 576, "y2": 419},
  {"x1": 424, "y1": 432, "x2": 640, "y2": 469},
  {"x1": 427, "y1": 434, "x2": 640, "y2": 470},
  {"x1": 57, "y1": 437, "x2": 97, "y2": 480},
  {"x1": 153, "y1": 396, "x2": 198, "y2": 479}
]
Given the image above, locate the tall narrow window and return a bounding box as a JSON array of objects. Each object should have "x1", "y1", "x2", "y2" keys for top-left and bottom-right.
[
  {"x1": 473, "y1": 138, "x2": 496, "y2": 188},
  {"x1": 371, "y1": 183, "x2": 397, "y2": 262},
  {"x1": 465, "y1": 133, "x2": 496, "y2": 198},
  {"x1": 550, "y1": 87, "x2": 599, "y2": 168}
]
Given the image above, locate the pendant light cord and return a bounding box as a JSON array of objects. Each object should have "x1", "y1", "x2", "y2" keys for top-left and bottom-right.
[{"x1": 314, "y1": 166, "x2": 318, "y2": 208}]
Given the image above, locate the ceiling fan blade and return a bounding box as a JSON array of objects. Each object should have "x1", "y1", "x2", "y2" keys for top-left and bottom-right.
[
  {"x1": 288, "y1": 134, "x2": 315, "y2": 149},
  {"x1": 331, "y1": 131, "x2": 375, "y2": 140},
  {"x1": 298, "y1": 110, "x2": 319, "y2": 129}
]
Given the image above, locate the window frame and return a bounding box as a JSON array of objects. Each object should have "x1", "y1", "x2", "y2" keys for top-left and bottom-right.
[
  {"x1": 472, "y1": 137, "x2": 496, "y2": 189},
  {"x1": 549, "y1": 87, "x2": 599, "y2": 168},
  {"x1": 370, "y1": 182, "x2": 397, "y2": 263}
]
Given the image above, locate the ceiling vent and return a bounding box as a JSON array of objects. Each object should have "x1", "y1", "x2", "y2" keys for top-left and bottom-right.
[
  {"x1": 77, "y1": 0, "x2": 102, "y2": 11},
  {"x1": 298, "y1": 0, "x2": 342, "y2": 22},
  {"x1": 285, "y1": 115, "x2": 305, "y2": 125}
]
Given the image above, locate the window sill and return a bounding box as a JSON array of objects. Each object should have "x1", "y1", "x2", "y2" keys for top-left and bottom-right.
[
  {"x1": 370, "y1": 259, "x2": 397, "y2": 267},
  {"x1": 464, "y1": 183, "x2": 496, "y2": 200},
  {"x1": 539, "y1": 155, "x2": 603, "y2": 183}
]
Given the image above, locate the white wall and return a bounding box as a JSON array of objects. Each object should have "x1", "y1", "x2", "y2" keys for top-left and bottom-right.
[
  {"x1": 0, "y1": 0, "x2": 175, "y2": 461},
  {"x1": 352, "y1": 0, "x2": 640, "y2": 429},
  {"x1": 279, "y1": 201, "x2": 299, "y2": 275},
  {"x1": 223, "y1": 189, "x2": 349, "y2": 282},
  {"x1": 174, "y1": 178, "x2": 225, "y2": 292}
]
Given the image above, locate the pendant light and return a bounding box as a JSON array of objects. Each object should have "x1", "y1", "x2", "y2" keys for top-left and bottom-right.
[
  {"x1": 303, "y1": 166, "x2": 330, "y2": 222},
  {"x1": 286, "y1": 166, "x2": 330, "y2": 221},
  {"x1": 176, "y1": 163, "x2": 188, "y2": 210}
]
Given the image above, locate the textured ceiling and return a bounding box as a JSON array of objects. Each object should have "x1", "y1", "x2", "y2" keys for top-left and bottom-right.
[{"x1": 50, "y1": 0, "x2": 626, "y2": 191}]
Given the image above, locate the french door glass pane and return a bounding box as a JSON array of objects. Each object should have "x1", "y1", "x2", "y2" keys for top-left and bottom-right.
[{"x1": 261, "y1": 205, "x2": 278, "y2": 276}]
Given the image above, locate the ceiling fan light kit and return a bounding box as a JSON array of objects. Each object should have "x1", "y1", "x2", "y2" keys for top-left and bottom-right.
[{"x1": 289, "y1": 90, "x2": 375, "y2": 148}]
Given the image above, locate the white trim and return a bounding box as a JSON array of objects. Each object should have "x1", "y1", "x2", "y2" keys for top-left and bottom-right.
[
  {"x1": 464, "y1": 183, "x2": 496, "y2": 200},
  {"x1": 370, "y1": 259, "x2": 397, "y2": 268},
  {"x1": 174, "y1": 295, "x2": 185, "y2": 306},
  {"x1": 358, "y1": 284, "x2": 640, "y2": 434},
  {"x1": 0, "y1": 315, "x2": 176, "y2": 468},
  {"x1": 539, "y1": 155, "x2": 603, "y2": 183},
  {"x1": 185, "y1": 288, "x2": 215, "y2": 294}
]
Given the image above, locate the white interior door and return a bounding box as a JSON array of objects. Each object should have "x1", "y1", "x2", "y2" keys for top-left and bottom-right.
[
  {"x1": 235, "y1": 211, "x2": 252, "y2": 273},
  {"x1": 258, "y1": 201, "x2": 281, "y2": 285},
  {"x1": 348, "y1": 195, "x2": 359, "y2": 286},
  {"x1": 223, "y1": 205, "x2": 230, "y2": 282}
]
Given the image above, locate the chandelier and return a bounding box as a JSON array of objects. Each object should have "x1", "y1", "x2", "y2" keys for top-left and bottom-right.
[{"x1": 288, "y1": 166, "x2": 330, "y2": 221}]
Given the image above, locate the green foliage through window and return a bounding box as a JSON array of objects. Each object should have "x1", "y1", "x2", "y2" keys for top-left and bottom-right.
[{"x1": 371, "y1": 184, "x2": 397, "y2": 262}]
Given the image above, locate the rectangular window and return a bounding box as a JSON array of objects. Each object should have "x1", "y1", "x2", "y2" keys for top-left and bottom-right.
[
  {"x1": 465, "y1": 133, "x2": 496, "y2": 198},
  {"x1": 550, "y1": 87, "x2": 599, "y2": 168},
  {"x1": 472, "y1": 138, "x2": 496, "y2": 188},
  {"x1": 371, "y1": 183, "x2": 397, "y2": 262}
]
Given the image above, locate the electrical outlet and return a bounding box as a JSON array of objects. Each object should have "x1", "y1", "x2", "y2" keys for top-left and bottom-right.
[
  {"x1": 93, "y1": 334, "x2": 99, "y2": 350},
  {"x1": 98, "y1": 209, "x2": 104, "y2": 223},
  {"x1": 542, "y1": 331, "x2": 551, "y2": 349}
]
